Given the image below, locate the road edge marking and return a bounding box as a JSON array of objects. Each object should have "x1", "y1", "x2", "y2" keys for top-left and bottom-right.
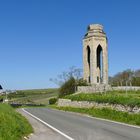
[
  {"x1": 22, "y1": 108, "x2": 74, "y2": 140},
  {"x1": 50, "y1": 108, "x2": 140, "y2": 129},
  {"x1": 87, "y1": 115, "x2": 140, "y2": 129}
]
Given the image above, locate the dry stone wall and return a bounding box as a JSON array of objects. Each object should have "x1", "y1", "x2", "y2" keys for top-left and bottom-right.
[
  {"x1": 58, "y1": 99, "x2": 140, "y2": 114},
  {"x1": 77, "y1": 86, "x2": 140, "y2": 93},
  {"x1": 77, "y1": 85, "x2": 111, "y2": 93},
  {"x1": 112, "y1": 86, "x2": 140, "y2": 91}
]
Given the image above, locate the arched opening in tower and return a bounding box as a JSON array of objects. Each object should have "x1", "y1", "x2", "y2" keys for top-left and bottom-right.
[
  {"x1": 96, "y1": 45, "x2": 103, "y2": 84},
  {"x1": 87, "y1": 46, "x2": 91, "y2": 83}
]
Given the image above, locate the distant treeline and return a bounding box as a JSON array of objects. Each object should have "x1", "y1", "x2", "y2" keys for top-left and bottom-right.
[{"x1": 109, "y1": 69, "x2": 140, "y2": 86}]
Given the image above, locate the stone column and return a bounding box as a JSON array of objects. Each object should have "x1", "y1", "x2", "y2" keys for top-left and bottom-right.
[
  {"x1": 102, "y1": 43, "x2": 108, "y2": 84},
  {"x1": 90, "y1": 46, "x2": 97, "y2": 84},
  {"x1": 83, "y1": 43, "x2": 90, "y2": 83}
]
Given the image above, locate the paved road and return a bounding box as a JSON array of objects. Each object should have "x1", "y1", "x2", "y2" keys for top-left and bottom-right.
[
  {"x1": 25, "y1": 108, "x2": 140, "y2": 140},
  {"x1": 18, "y1": 109, "x2": 66, "y2": 140}
]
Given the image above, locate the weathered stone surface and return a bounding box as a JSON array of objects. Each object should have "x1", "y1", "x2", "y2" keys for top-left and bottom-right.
[
  {"x1": 77, "y1": 84, "x2": 112, "y2": 93},
  {"x1": 58, "y1": 99, "x2": 140, "y2": 114},
  {"x1": 112, "y1": 86, "x2": 140, "y2": 91},
  {"x1": 83, "y1": 24, "x2": 108, "y2": 85},
  {"x1": 77, "y1": 85, "x2": 140, "y2": 93}
]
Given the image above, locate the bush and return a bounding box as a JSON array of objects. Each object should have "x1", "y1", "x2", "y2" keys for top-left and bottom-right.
[
  {"x1": 76, "y1": 78, "x2": 88, "y2": 86},
  {"x1": 0, "y1": 96, "x2": 3, "y2": 102},
  {"x1": 59, "y1": 77, "x2": 76, "y2": 97},
  {"x1": 49, "y1": 98, "x2": 57, "y2": 104}
]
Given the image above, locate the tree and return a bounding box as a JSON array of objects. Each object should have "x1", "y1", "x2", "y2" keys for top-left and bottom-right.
[
  {"x1": 134, "y1": 70, "x2": 140, "y2": 77},
  {"x1": 109, "y1": 69, "x2": 140, "y2": 86},
  {"x1": 50, "y1": 67, "x2": 88, "y2": 97},
  {"x1": 59, "y1": 77, "x2": 76, "y2": 97},
  {"x1": 50, "y1": 66, "x2": 83, "y2": 86}
]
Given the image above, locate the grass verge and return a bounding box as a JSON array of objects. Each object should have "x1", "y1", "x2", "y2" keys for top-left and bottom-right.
[
  {"x1": 63, "y1": 91, "x2": 140, "y2": 107},
  {"x1": 50, "y1": 105, "x2": 140, "y2": 126},
  {"x1": 0, "y1": 104, "x2": 33, "y2": 140}
]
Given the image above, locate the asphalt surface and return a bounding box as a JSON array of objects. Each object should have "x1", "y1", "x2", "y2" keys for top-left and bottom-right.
[
  {"x1": 18, "y1": 109, "x2": 66, "y2": 140},
  {"x1": 25, "y1": 108, "x2": 140, "y2": 140}
]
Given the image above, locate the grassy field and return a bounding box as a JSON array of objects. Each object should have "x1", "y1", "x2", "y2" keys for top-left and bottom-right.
[
  {"x1": 51, "y1": 105, "x2": 140, "y2": 126},
  {"x1": 63, "y1": 90, "x2": 140, "y2": 107},
  {"x1": 0, "y1": 104, "x2": 33, "y2": 140},
  {"x1": 8, "y1": 88, "x2": 59, "y2": 105}
]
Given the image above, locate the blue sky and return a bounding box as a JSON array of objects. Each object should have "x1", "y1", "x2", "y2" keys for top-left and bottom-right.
[{"x1": 0, "y1": 0, "x2": 140, "y2": 90}]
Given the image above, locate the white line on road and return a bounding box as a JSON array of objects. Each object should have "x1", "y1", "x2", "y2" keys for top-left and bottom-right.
[
  {"x1": 22, "y1": 108, "x2": 74, "y2": 140},
  {"x1": 87, "y1": 115, "x2": 140, "y2": 129},
  {"x1": 53, "y1": 108, "x2": 140, "y2": 129}
]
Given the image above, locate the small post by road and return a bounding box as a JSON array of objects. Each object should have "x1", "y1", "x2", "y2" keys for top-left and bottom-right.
[{"x1": 125, "y1": 81, "x2": 128, "y2": 96}]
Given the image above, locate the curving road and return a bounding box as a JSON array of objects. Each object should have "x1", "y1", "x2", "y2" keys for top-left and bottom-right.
[{"x1": 24, "y1": 108, "x2": 140, "y2": 140}]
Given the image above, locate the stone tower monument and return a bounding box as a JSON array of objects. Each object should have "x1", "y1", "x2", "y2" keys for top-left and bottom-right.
[{"x1": 83, "y1": 24, "x2": 108, "y2": 85}]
